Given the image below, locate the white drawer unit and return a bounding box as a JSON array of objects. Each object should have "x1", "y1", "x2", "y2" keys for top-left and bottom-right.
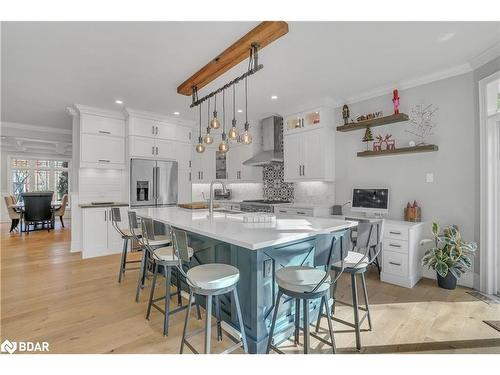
[
  {"x1": 380, "y1": 220, "x2": 424, "y2": 288},
  {"x1": 80, "y1": 113, "x2": 125, "y2": 137},
  {"x1": 274, "y1": 205, "x2": 331, "y2": 217},
  {"x1": 80, "y1": 134, "x2": 125, "y2": 169}
]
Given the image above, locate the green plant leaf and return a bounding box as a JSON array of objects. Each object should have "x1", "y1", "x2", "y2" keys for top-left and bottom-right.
[
  {"x1": 435, "y1": 261, "x2": 449, "y2": 278},
  {"x1": 449, "y1": 267, "x2": 461, "y2": 280},
  {"x1": 432, "y1": 222, "x2": 440, "y2": 237}
]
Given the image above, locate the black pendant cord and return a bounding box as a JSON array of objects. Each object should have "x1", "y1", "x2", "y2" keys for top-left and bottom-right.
[
  {"x1": 244, "y1": 75, "x2": 248, "y2": 128},
  {"x1": 213, "y1": 94, "x2": 217, "y2": 116},
  {"x1": 207, "y1": 97, "x2": 211, "y2": 132},
  {"x1": 199, "y1": 104, "x2": 202, "y2": 139},
  {"x1": 222, "y1": 89, "x2": 226, "y2": 135},
  {"x1": 232, "y1": 84, "x2": 236, "y2": 126}
]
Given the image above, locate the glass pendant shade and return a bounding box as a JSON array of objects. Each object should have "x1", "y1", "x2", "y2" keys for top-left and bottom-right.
[
  {"x1": 219, "y1": 140, "x2": 229, "y2": 153},
  {"x1": 241, "y1": 122, "x2": 252, "y2": 144},
  {"x1": 196, "y1": 136, "x2": 205, "y2": 153},
  {"x1": 228, "y1": 122, "x2": 239, "y2": 140},
  {"x1": 210, "y1": 114, "x2": 220, "y2": 129},
  {"x1": 203, "y1": 128, "x2": 213, "y2": 144}
]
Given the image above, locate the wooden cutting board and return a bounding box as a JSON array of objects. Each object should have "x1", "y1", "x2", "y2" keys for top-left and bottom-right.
[{"x1": 178, "y1": 201, "x2": 220, "y2": 210}]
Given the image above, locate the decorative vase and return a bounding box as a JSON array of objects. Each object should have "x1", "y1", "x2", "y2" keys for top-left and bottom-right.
[{"x1": 436, "y1": 272, "x2": 457, "y2": 290}]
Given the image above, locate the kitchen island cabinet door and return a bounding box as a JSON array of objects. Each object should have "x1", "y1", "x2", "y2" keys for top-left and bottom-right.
[{"x1": 82, "y1": 208, "x2": 108, "y2": 258}]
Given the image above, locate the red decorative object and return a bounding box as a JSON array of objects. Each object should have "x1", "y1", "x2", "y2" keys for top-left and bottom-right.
[{"x1": 392, "y1": 89, "x2": 400, "y2": 114}]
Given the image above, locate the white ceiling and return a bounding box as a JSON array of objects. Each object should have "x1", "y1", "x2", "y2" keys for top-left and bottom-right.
[{"x1": 2, "y1": 21, "x2": 499, "y2": 130}]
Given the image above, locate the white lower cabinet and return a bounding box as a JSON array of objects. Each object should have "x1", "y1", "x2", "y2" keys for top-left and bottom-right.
[
  {"x1": 82, "y1": 206, "x2": 128, "y2": 258},
  {"x1": 80, "y1": 134, "x2": 125, "y2": 169},
  {"x1": 380, "y1": 220, "x2": 424, "y2": 288}
]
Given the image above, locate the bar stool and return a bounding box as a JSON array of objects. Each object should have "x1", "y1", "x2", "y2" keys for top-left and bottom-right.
[
  {"x1": 139, "y1": 218, "x2": 201, "y2": 336},
  {"x1": 172, "y1": 228, "x2": 248, "y2": 354},
  {"x1": 266, "y1": 233, "x2": 345, "y2": 354},
  {"x1": 327, "y1": 222, "x2": 381, "y2": 351},
  {"x1": 127, "y1": 211, "x2": 171, "y2": 302},
  {"x1": 110, "y1": 208, "x2": 142, "y2": 283}
]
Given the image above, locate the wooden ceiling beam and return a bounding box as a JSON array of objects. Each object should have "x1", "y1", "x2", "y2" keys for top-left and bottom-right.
[{"x1": 177, "y1": 21, "x2": 289, "y2": 96}]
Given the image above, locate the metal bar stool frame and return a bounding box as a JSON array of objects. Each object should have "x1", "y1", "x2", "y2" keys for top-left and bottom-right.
[
  {"x1": 172, "y1": 228, "x2": 248, "y2": 354},
  {"x1": 139, "y1": 217, "x2": 201, "y2": 336},
  {"x1": 266, "y1": 233, "x2": 345, "y2": 354},
  {"x1": 319, "y1": 222, "x2": 382, "y2": 351},
  {"x1": 128, "y1": 211, "x2": 172, "y2": 303},
  {"x1": 110, "y1": 208, "x2": 142, "y2": 283}
]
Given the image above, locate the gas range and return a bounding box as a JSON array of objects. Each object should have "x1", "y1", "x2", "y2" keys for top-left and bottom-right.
[{"x1": 240, "y1": 199, "x2": 291, "y2": 213}]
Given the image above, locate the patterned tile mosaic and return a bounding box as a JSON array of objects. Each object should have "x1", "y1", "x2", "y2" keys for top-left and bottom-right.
[{"x1": 262, "y1": 162, "x2": 294, "y2": 201}]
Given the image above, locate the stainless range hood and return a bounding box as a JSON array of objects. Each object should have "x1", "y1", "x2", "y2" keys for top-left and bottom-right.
[{"x1": 243, "y1": 115, "x2": 283, "y2": 166}]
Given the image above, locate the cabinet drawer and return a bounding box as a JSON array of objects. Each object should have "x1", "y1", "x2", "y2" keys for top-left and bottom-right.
[
  {"x1": 382, "y1": 250, "x2": 409, "y2": 277},
  {"x1": 81, "y1": 113, "x2": 125, "y2": 137},
  {"x1": 384, "y1": 225, "x2": 409, "y2": 241},
  {"x1": 383, "y1": 238, "x2": 409, "y2": 254},
  {"x1": 275, "y1": 207, "x2": 313, "y2": 216}
]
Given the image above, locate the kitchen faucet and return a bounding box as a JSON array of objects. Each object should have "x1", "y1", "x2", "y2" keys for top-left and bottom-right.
[{"x1": 209, "y1": 180, "x2": 227, "y2": 216}]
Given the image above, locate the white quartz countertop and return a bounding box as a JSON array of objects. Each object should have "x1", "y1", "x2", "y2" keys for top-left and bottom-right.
[{"x1": 135, "y1": 206, "x2": 357, "y2": 250}]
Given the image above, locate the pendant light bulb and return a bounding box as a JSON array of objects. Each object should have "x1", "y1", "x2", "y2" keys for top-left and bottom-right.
[
  {"x1": 203, "y1": 128, "x2": 213, "y2": 145},
  {"x1": 228, "y1": 120, "x2": 239, "y2": 140},
  {"x1": 219, "y1": 133, "x2": 229, "y2": 153},
  {"x1": 196, "y1": 136, "x2": 205, "y2": 153},
  {"x1": 211, "y1": 94, "x2": 220, "y2": 129},
  {"x1": 241, "y1": 122, "x2": 252, "y2": 145}
]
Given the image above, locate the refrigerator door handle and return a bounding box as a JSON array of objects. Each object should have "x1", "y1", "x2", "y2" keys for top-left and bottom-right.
[
  {"x1": 155, "y1": 166, "x2": 160, "y2": 202},
  {"x1": 152, "y1": 167, "x2": 156, "y2": 200}
]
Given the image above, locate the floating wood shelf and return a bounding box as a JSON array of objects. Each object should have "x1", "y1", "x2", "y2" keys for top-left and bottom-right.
[
  {"x1": 357, "y1": 144, "x2": 439, "y2": 157},
  {"x1": 337, "y1": 113, "x2": 409, "y2": 132}
]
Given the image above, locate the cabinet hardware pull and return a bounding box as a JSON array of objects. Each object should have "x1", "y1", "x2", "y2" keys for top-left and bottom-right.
[
  {"x1": 297, "y1": 211, "x2": 306, "y2": 215},
  {"x1": 156, "y1": 146, "x2": 158, "y2": 155},
  {"x1": 104, "y1": 210, "x2": 107, "y2": 221},
  {"x1": 389, "y1": 231, "x2": 402, "y2": 235},
  {"x1": 98, "y1": 130, "x2": 111, "y2": 134},
  {"x1": 152, "y1": 146, "x2": 155, "y2": 155},
  {"x1": 303, "y1": 165, "x2": 305, "y2": 176},
  {"x1": 279, "y1": 210, "x2": 287, "y2": 213},
  {"x1": 152, "y1": 125, "x2": 155, "y2": 134},
  {"x1": 98, "y1": 159, "x2": 110, "y2": 163},
  {"x1": 389, "y1": 243, "x2": 401, "y2": 248},
  {"x1": 389, "y1": 261, "x2": 401, "y2": 266},
  {"x1": 189, "y1": 172, "x2": 191, "y2": 181}
]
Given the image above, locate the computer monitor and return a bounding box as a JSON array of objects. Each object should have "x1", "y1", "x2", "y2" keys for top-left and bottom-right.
[{"x1": 351, "y1": 188, "x2": 389, "y2": 215}]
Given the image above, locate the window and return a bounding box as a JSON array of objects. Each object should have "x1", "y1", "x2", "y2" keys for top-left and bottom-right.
[{"x1": 9, "y1": 157, "x2": 70, "y2": 203}]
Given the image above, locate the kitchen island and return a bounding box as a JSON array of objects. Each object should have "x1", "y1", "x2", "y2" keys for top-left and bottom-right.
[{"x1": 135, "y1": 206, "x2": 356, "y2": 353}]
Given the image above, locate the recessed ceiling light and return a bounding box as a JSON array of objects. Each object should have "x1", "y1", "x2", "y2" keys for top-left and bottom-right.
[
  {"x1": 437, "y1": 32, "x2": 455, "y2": 43},
  {"x1": 237, "y1": 109, "x2": 243, "y2": 113},
  {"x1": 173, "y1": 111, "x2": 180, "y2": 116},
  {"x1": 115, "y1": 99, "x2": 123, "y2": 104},
  {"x1": 271, "y1": 95, "x2": 278, "y2": 100}
]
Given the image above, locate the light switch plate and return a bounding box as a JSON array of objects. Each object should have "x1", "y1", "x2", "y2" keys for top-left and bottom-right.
[{"x1": 426, "y1": 173, "x2": 434, "y2": 183}]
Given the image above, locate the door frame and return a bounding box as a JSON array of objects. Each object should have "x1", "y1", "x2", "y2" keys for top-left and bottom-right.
[{"x1": 478, "y1": 71, "x2": 500, "y2": 295}]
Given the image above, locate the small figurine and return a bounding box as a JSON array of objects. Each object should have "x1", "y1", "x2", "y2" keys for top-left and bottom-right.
[
  {"x1": 392, "y1": 89, "x2": 400, "y2": 114},
  {"x1": 385, "y1": 133, "x2": 396, "y2": 150},
  {"x1": 362, "y1": 127, "x2": 374, "y2": 151},
  {"x1": 342, "y1": 104, "x2": 350, "y2": 125},
  {"x1": 374, "y1": 135, "x2": 383, "y2": 151}
]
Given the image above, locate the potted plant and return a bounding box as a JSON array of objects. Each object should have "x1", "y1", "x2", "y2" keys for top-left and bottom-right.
[{"x1": 420, "y1": 222, "x2": 477, "y2": 290}]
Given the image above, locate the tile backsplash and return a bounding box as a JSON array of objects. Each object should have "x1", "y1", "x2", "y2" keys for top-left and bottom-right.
[
  {"x1": 294, "y1": 181, "x2": 335, "y2": 205},
  {"x1": 262, "y1": 162, "x2": 294, "y2": 201},
  {"x1": 192, "y1": 183, "x2": 263, "y2": 201}
]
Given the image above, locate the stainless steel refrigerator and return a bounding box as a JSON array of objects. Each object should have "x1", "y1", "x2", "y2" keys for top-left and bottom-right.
[{"x1": 130, "y1": 158, "x2": 178, "y2": 207}]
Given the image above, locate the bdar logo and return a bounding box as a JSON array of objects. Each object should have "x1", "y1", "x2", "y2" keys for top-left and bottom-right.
[{"x1": 1, "y1": 339, "x2": 17, "y2": 354}]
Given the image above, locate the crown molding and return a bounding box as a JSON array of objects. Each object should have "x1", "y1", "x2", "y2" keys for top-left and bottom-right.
[
  {"x1": 469, "y1": 42, "x2": 500, "y2": 70},
  {"x1": 0, "y1": 121, "x2": 72, "y2": 135},
  {"x1": 73, "y1": 104, "x2": 125, "y2": 120},
  {"x1": 124, "y1": 107, "x2": 195, "y2": 128}
]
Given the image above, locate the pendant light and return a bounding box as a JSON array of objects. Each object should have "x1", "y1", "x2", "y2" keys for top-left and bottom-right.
[
  {"x1": 218, "y1": 89, "x2": 229, "y2": 153},
  {"x1": 240, "y1": 75, "x2": 253, "y2": 145},
  {"x1": 210, "y1": 93, "x2": 220, "y2": 129},
  {"x1": 195, "y1": 104, "x2": 205, "y2": 153},
  {"x1": 228, "y1": 84, "x2": 239, "y2": 140},
  {"x1": 203, "y1": 98, "x2": 214, "y2": 144}
]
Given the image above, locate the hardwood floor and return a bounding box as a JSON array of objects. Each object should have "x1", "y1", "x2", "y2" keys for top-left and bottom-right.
[{"x1": 1, "y1": 221, "x2": 499, "y2": 354}]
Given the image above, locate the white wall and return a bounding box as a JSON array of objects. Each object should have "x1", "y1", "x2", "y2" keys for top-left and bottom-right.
[{"x1": 335, "y1": 73, "x2": 476, "y2": 242}]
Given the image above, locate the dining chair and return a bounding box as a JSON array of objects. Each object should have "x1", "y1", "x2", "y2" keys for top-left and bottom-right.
[
  {"x1": 4, "y1": 196, "x2": 21, "y2": 232},
  {"x1": 53, "y1": 194, "x2": 68, "y2": 227},
  {"x1": 21, "y1": 192, "x2": 54, "y2": 234}
]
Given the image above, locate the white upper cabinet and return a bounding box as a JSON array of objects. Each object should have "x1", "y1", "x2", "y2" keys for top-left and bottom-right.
[
  {"x1": 128, "y1": 116, "x2": 158, "y2": 137},
  {"x1": 191, "y1": 146, "x2": 216, "y2": 182},
  {"x1": 175, "y1": 142, "x2": 192, "y2": 170},
  {"x1": 81, "y1": 113, "x2": 125, "y2": 137},
  {"x1": 78, "y1": 110, "x2": 126, "y2": 169},
  {"x1": 227, "y1": 143, "x2": 262, "y2": 182},
  {"x1": 283, "y1": 106, "x2": 335, "y2": 182},
  {"x1": 129, "y1": 136, "x2": 156, "y2": 159},
  {"x1": 284, "y1": 107, "x2": 334, "y2": 135}
]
